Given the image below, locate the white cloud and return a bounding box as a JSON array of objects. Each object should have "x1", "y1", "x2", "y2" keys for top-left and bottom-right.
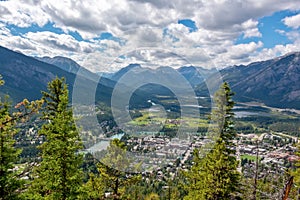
[
  {"x1": 1, "y1": 0, "x2": 300, "y2": 72},
  {"x1": 0, "y1": 0, "x2": 50, "y2": 27},
  {"x1": 275, "y1": 29, "x2": 286, "y2": 35},
  {"x1": 241, "y1": 19, "x2": 262, "y2": 38},
  {"x1": 243, "y1": 28, "x2": 261, "y2": 38},
  {"x1": 283, "y1": 13, "x2": 300, "y2": 29},
  {"x1": 23, "y1": 31, "x2": 97, "y2": 54},
  {"x1": 253, "y1": 41, "x2": 300, "y2": 62},
  {"x1": 0, "y1": 35, "x2": 38, "y2": 52},
  {"x1": 0, "y1": 23, "x2": 11, "y2": 37},
  {"x1": 194, "y1": 0, "x2": 300, "y2": 31},
  {"x1": 230, "y1": 41, "x2": 263, "y2": 58}
]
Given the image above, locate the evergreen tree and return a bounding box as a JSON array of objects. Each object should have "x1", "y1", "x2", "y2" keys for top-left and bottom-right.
[
  {"x1": 27, "y1": 77, "x2": 83, "y2": 199},
  {"x1": 0, "y1": 75, "x2": 42, "y2": 200},
  {"x1": 185, "y1": 82, "x2": 240, "y2": 200},
  {"x1": 0, "y1": 75, "x2": 43, "y2": 199},
  {"x1": 87, "y1": 139, "x2": 141, "y2": 199},
  {"x1": 0, "y1": 76, "x2": 22, "y2": 200},
  {"x1": 78, "y1": 172, "x2": 105, "y2": 200}
]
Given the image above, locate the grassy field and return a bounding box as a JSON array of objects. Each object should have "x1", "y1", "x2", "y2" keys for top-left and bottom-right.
[
  {"x1": 241, "y1": 154, "x2": 259, "y2": 161},
  {"x1": 128, "y1": 110, "x2": 209, "y2": 129},
  {"x1": 126, "y1": 103, "x2": 300, "y2": 137}
]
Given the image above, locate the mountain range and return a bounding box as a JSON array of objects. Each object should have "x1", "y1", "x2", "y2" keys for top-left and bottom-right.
[
  {"x1": 0, "y1": 45, "x2": 299, "y2": 109},
  {"x1": 218, "y1": 52, "x2": 300, "y2": 109},
  {"x1": 0, "y1": 46, "x2": 113, "y2": 105}
]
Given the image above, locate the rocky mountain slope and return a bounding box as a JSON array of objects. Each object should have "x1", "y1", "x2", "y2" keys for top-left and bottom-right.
[
  {"x1": 1, "y1": 45, "x2": 299, "y2": 109},
  {"x1": 0, "y1": 46, "x2": 113, "y2": 104},
  {"x1": 220, "y1": 52, "x2": 300, "y2": 109}
]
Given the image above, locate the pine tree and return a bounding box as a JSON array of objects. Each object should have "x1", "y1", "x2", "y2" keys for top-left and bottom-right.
[
  {"x1": 0, "y1": 76, "x2": 22, "y2": 200},
  {"x1": 27, "y1": 77, "x2": 83, "y2": 199},
  {"x1": 0, "y1": 75, "x2": 42, "y2": 200},
  {"x1": 185, "y1": 82, "x2": 240, "y2": 200},
  {"x1": 87, "y1": 139, "x2": 141, "y2": 199}
]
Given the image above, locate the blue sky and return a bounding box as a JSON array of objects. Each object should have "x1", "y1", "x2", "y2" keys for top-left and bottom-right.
[
  {"x1": 0, "y1": 0, "x2": 300, "y2": 72},
  {"x1": 235, "y1": 10, "x2": 300, "y2": 48},
  {"x1": 178, "y1": 19, "x2": 198, "y2": 32}
]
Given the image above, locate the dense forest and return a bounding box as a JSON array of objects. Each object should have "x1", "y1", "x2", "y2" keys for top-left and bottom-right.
[{"x1": 1, "y1": 75, "x2": 300, "y2": 200}]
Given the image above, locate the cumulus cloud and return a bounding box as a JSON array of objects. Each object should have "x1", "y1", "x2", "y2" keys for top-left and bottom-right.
[
  {"x1": 0, "y1": 0, "x2": 50, "y2": 27},
  {"x1": 1, "y1": 0, "x2": 300, "y2": 72},
  {"x1": 194, "y1": 0, "x2": 300, "y2": 31},
  {"x1": 253, "y1": 41, "x2": 300, "y2": 63},
  {"x1": 229, "y1": 41, "x2": 263, "y2": 59},
  {"x1": 23, "y1": 31, "x2": 97, "y2": 54},
  {"x1": 283, "y1": 13, "x2": 300, "y2": 29},
  {"x1": 241, "y1": 19, "x2": 262, "y2": 38},
  {"x1": 34, "y1": 0, "x2": 192, "y2": 39}
]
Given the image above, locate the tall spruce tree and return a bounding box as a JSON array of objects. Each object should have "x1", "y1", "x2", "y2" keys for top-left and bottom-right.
[
  {"x1": 185, "y1": 82, "x2": 240, "y2": 200},
  {"x1": 27, "y1": 77, "x2": 83, "y2": 199}
]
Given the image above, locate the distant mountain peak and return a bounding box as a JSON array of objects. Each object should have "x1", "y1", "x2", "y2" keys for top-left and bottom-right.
[
  {"x1": 0, "y1": 45, "x2": 116, "y2": 105},
  {"x1": 111, "y1": 63, "x2": 142, "y2": 81},
  {"x1": 52, "y1": 55, "x2": 72, "y2": 59},
  {"x1": 178, "y1": 65, "x2": 196, "y2": 70},
  {"x1": 279, "y1": 51, "x2": 300, "y2": 58},
  {"x1": 36, "y1": 56, "x2": 76, "y2": 71},
  {"x1": 125, "y1": 63, "x2": 142, "y2": 71},
  {"x1": 36, "y1": 56, "x2": 81, "y2": 71},
  {"x1": 127, "y1": 63, "x2": 141, "y2": 67},
  {"x1": 50, "y1": 56, "x2": 82, "y2": 65}
]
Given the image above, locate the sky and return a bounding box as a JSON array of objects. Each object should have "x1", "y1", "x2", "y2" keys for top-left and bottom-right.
[{"x1": 0, "y1": 0, "x2": 300, "y2": 72}]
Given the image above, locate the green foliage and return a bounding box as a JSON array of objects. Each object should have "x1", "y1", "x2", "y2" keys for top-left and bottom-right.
[
  {"x1": 121, "y1": 170, "x2": 187, "y2": 200},
  {"x1": 0, "y1": 84, "x2": 22, "y2": 199},
  {"x1": 270, "y1": 121, "x2": 300, "y2": 135},
  {"x1": 144, "y1": 192, "x2": 160, "y2": 200},
  {"x1": 84, "y1": 139, "x2": 141, "y2": 199},
  {"x1": 78, "y1": 173, "x2": 105, "y2": 200},
  {"x1": 241, "y1": 170, "x2": 291, "y2": 200},
  {"x1": 185, "y1": 82, "x2": 241, "y2": 200},
  {"x1": 210, "y1": 82, "x2": 236, "y2": 147},
  {"x1": 26, "y1": 77, "x2": 83, "y2": 200},
  {"x1": 80, "y1": 153, "x2": 98, "y2": 182},
  {"x1": 0, "y1": 74, "x2": 42, "y2": 200}
]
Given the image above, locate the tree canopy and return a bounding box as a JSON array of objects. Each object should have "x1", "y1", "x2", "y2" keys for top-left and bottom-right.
[
  {"x1": 27, "y1": 77, "x2": 83, "y2": 200},
  {"x1": 185, "y1": 82, "x2": 241, "y2": 200}
]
